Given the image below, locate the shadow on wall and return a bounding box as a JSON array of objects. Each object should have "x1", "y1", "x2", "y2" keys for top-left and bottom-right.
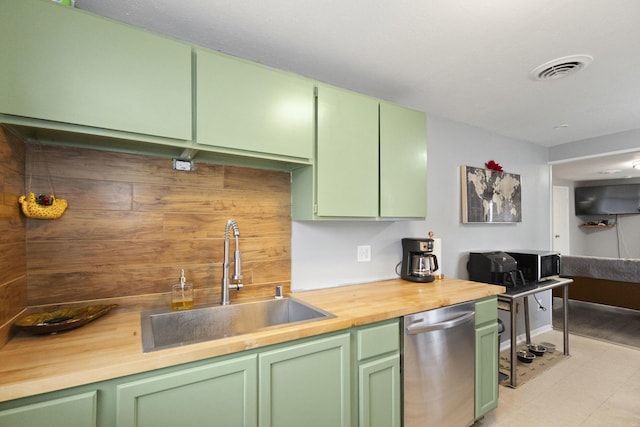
[{"x1": 0, "y1": 126, "x2": 27, "y2": 347}]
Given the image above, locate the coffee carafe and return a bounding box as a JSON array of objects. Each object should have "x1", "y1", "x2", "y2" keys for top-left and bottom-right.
[{"x1": 401, "y1": 238, "x2": 439, "y2": 283}]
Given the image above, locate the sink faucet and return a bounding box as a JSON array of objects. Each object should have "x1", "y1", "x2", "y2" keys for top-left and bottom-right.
[{"x1": 221, "y1": 219, "x2": 243, "y2": 305}]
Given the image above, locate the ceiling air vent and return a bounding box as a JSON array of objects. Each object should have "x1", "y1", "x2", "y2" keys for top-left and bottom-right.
[{"x1": 529, "y1": 55, "x2": 593, "y2": 81}]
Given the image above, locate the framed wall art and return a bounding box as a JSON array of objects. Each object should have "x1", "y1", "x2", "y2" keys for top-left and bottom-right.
[{"x1": 460, "y1": 165, "x2": 522, "y2": 223}]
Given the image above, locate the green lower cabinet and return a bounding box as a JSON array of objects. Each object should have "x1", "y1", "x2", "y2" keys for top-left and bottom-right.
[
  {"x1": 475, "y1": 297, "x2": 499, "y2": 419},
  {"x1": 0, "y1": 391, "x2": 97, "y2": 427},
  {"x1": 116, "y1": 355, "x2": 257, "y2": 427},
  {"x1": 258, "y1": 333, "x2": 351, "y2": 427},
  {"x1": 0, "y1": 310, "x2": 502, "y2": 427},
  {"x1": 358, "y1": 354, "x2": 401, "y2": 427},
  {"x1": 354, "y1": 319, "x2": 401, "y2": 427}
]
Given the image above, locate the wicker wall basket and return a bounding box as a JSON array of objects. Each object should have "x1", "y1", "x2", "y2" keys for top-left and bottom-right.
[
  {"x1": 19, "y1": 192, "x2": 68, "y2": 220},
  {"x1": 20, "y1": 141, "x2": 68, "y2": 220}
]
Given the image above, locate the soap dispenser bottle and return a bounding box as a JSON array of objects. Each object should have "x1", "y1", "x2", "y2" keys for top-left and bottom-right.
[{"x1": 171, "y1": 269, "x2": 194, "y2": 311}]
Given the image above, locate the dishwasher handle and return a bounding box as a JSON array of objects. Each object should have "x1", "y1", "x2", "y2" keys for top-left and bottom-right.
[{"x1": 405, "y1": 311, "x2": 474, "y2": 335}]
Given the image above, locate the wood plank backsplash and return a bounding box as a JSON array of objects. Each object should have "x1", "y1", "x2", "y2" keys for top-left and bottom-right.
[
  {"x1": 0, "y1": 127, "x2": 27, "y2": 346},
  {"x1": 23, "y1": 143, "x2": 292, "y2": 312}
]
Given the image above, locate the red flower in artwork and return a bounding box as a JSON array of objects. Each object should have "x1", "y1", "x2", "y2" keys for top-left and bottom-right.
[{"x1": 485, "y1": 160, "x2": 503, "y2": 172}]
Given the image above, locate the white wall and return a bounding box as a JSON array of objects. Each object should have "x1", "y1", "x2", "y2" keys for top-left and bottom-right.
[
  {"x1": 291, "y1": 115, "x2": 553, "y2": 335},
  {"x1": 574, "y1": 214, "x2": 640, "y2": 258}
]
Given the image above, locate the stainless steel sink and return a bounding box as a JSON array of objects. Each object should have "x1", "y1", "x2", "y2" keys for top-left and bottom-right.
[{"x1": 140, "y1": 298, "x2": 334, "y2": 352}]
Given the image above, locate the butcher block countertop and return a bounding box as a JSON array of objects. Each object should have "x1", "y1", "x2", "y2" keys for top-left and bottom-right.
[{"x1": 0, "y1": 278, "x2": 504, "y2": 402}]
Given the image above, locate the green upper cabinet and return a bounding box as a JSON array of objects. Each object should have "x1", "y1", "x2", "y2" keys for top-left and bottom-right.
[
  {"x1": 379, "y1": 101, "x2": 427, "y2": 218},
  {"x1": 195, "y1": 48, "x2": 314, "y2": 161},
  {"x1": 0, "y1": 0, "x2": 192, "y2": 140},
  {"x1": 315, "y1": 84, "x2": 379, "y2": 217},
  {"x1": 292, "y1": 85, "x2": 426, "y2": 220}
]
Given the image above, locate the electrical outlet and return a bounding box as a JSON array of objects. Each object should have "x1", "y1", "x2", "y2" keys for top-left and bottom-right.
[
  {"x1": 357, "y1": 245, "x2": 371, "y2": 262},
  {"x1": 172, "y1": 158, "x2": 194, "y2": 171}
]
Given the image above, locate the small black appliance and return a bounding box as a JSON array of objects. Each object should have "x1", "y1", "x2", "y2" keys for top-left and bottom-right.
[
  {"x1": 401, "y1": 238, "x2": 439, "y2": 283},
  {"x1": 467, "y1": 251, "x2": 526, "y2": 288}
]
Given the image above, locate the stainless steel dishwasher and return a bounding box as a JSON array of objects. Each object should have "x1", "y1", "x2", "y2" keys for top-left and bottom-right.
[{"x1": 403, "y1": 301, "x2": 475, "y2": 427}]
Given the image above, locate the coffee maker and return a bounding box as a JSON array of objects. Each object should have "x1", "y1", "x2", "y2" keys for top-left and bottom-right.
[{"x1": 401, "y1": 238, "x2": 439, "y2": 283}]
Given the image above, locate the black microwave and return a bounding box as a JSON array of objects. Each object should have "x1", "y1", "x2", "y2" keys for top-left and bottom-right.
[{"x1": 506, "y1": 251, "x2": 561, "y2": 282}]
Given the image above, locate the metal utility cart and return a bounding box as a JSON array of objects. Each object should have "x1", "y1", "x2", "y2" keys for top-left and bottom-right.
[{"x1": 498, "y1": 278, "x2": 573, "y2": 387}]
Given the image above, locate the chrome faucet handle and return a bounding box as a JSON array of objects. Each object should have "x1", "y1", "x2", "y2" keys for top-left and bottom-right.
[
  {"x1": 233, "y1": 249, "x2": 242, "y2": 281},
  {"x1": 229, "y1": 282, "x2": 243, "y2": 291}
]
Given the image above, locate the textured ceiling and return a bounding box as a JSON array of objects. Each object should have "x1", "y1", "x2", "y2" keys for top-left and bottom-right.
[{"x1": 75, "y1": 0, "x2": 640, "y2": 180}]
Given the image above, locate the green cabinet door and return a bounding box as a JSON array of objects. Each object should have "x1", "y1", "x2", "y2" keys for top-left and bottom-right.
[
  {"x1": 475, "y1": 297, "x2": 499, "y2": 419},
  {"x1": 358, "y1": 354, "x2": 401, "y2": 427},
  {"x1": 116, "y1": 355, "x2": 257, "y2": 427},
  {"x1": 0, "y1": 0, "x2": 192, "y2": 140},
  {"x1": 356, "y1": 320, "x2": 400, "y2": 361},
  {"x1": 0, "y1": 391, "x2": 97, "y2": 427},
  {"x1": 315, "y1": 84, "x2": 379, "y2": 217},
  {"x1": 475, "y1": 296, "x2": 498, "y2": 326},
  {"x1": 354, "y1": 319, "x2": 400, "y2": 427},
  {"x1": 195, "y1": 49, "x2": 314, "y2": 160},
  {"x1": 475, "y1": 323, "x2": 499, "y2": 418},
  {"x1": 258, "y1": 333, "x2": 351, "y2": 427},
  {"x1": 379, "y1": 102, "x2": 427, "y2": 218}
]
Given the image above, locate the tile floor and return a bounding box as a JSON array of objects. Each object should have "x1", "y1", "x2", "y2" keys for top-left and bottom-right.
[{"x1": 475, "y1": 329, "x2": 640, "y2": 426}]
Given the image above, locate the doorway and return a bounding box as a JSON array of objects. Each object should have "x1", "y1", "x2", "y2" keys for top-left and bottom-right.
[{"x1": 552, "y1": 186, "x2": 570, "y2": 255}]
